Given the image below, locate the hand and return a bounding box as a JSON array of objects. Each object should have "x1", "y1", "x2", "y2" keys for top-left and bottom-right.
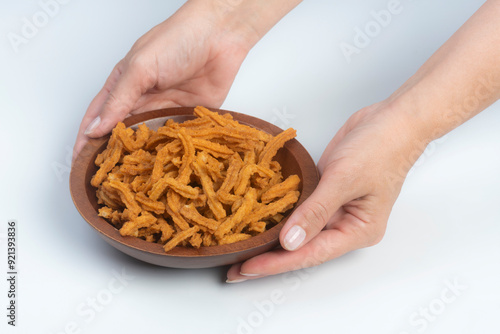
[
  {"x1": 226, "y1": 0, "x2": 500, "y2": 281},
  {"x1": 73, "y1": 1, "x2": 253, "y2": 158},
  {"x1": 227, "y1": 101, "x2": 427, "y2": 282}
]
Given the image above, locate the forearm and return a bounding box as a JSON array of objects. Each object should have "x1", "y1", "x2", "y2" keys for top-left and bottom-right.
[
  {"x1": 183, "y1": 0, "x2": 302, "y2": 49},
  {"x1": 390, "y1": 0, "x2": 500, "y2": 142}
]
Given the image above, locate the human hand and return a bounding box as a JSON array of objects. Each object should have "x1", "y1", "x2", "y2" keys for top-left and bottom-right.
[
  {"x1": 227, "y1": 101, "x2": 428, "y2": 282},
  {"x1": 73, "y1": 0, "x2": 302, "y2": 160},
  {"x1": 73, "y1": 2, "x2": 249, "y2": 158},
  {"x1": 226, "y1": 0, "x2": 500, "y2": 282}
]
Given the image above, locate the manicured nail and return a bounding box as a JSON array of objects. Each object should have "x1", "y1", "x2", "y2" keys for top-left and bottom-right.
[
  {"x1": 84, "y1": 116, "x2": 101, "y2": 135},
  {"x1": 240, "y1": 272, "x2": 260, "y2": 277},
  {"x1": 283, "y1": 225, "x2": 306, "y2": 251},
  {"x1": 226, "y1": 278, "x2": 248, "y2": 283}
]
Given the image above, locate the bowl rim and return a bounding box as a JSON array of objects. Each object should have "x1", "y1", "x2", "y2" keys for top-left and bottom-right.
[{"x1": 70, "y1": 107, "x2": 319, "y2": 259}]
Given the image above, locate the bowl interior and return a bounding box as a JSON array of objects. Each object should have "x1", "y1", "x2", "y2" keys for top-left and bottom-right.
[{"x1": 71, "y1": 107, "x2": 318, "y2": 267}]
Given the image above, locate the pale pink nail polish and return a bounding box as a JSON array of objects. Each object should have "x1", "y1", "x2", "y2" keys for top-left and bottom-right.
[
  {"x1": 226, "y1": 278, "x2": 248, "y2": 283},
  {"x1": 283, "y1": 225, "x2": 306, "y2": 251},
  {"x1": 84, "y1": 116, "x2": 101, "y2": 135},
  {"x1": 240, "y1": 272, "x2": 260, "y2": 277}
]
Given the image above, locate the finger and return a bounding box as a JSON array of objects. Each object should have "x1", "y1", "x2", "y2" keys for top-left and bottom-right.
[
  {"x1": 228, "y1": 225, "x2": 369, "y2": 280},
  {"x1": 84, "y1": 58, "x2": 156, "y2": 138},
  {"x1": 73, "y1": 63, "x2": 124, "y2": 161},
  {"x1": 225, "y1": 263, "x2": 252, "y2": 283},
  {"x1": 279, "y1": 170, "x2": 361, "y2": 252}
]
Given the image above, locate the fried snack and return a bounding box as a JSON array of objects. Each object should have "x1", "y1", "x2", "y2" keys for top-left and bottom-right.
[
  {"x1": 135, "y1": 192, "x2": 165, "y2": 215},
  {"x1": 180, "y1": 203, "x2": 219, "y2": 232},
  {"x1": 215, "y1": 188, "x2": 257, "y2": 239},
  {"x1": 148, "y1": 176, "x2": 199, "y2": 201},
  {"x1": 107, "y1": 180, "x2": 142, "y2": 216},
  {"x1": 91, "y1": 141, "x2": 123, "y2": 187},
  {"x1": 235, "y1": 191, "x2": 300, "y2": 233},
  {"x1": 261, "y1": 174, "x2": 301, "y2": 203},
  {"x1": 192, "y1": 156, "x2": 226, "y2": 220},
  {"x1": 258, "y1": 128, "x2": 297, "y2": 169},
  {"x1": 233, "y1": 164, "x2": 274, "y2": 196},
  {"x1": 219, "y1": 233, "x2": 252, "y2": 245},
  {"x1": 115, "y1": 122, "x2": 150, "y2": 152},
  {"x1": 120, "y1": 211, "x2": 157, "y2": 237},
  {"x1": 163, "y1": 226, "x2": 200, "y2": 252},
  {"x1": 91, "y1": 106, "x2": 301, "y2": 253},
  {"x1": 216, "y1": 153, "x2": 243, "y2": 205}
]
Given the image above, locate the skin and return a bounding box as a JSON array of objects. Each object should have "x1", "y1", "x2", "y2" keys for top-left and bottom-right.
[{"x1": 73, "y1": 0, "x2": 500, "y2": 282}]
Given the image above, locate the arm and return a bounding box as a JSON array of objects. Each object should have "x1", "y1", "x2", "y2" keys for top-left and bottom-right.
[
  {"x1": 73, "y1": 0, "x2": 302, "y2": 157},
  {"x1": 227, "y1": 0, "x2": 500, "y2": 281}
]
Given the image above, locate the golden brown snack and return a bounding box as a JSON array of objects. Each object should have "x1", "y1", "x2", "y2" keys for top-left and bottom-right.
[
  {"x1": 261, "y1": 174, "x2": 301, "y2": 203},
  {"x1": 91, "y1": 106, "x2": 301, "y2": 253}
]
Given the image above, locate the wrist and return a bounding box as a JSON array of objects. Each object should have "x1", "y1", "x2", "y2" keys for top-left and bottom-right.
[
  {"x1": 383, "y1": 71, "x2": 456, "y2": 146},
  {"x1": 185, "y1": 0, "x2": 302, "y2": 51}
]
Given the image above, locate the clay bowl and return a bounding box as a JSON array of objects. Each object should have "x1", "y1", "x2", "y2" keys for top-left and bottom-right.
[{"x1": 70, "y1": 107, "x2": 319, "y2": 268}]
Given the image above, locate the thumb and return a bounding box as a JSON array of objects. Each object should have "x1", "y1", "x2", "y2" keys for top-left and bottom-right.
[
  {"x1": 279, "y1": 171, "x2": 355, "y2": 251},
  {"x1": 84, "y1": 59, "x2": 153, "y2": 138}
]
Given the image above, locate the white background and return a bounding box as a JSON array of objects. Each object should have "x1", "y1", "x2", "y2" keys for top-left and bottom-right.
[{"x1": 1, "y1": 1, "x2": 499, "y2": 333}]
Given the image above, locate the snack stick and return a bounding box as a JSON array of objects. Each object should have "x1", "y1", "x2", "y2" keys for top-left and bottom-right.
[
  {"x1": 248, "y1": 221, "x2": 267, "y2": 233},
  {"x1": 165, "y1": 199, "x2": 190, "y2": 231},
  {"x1": 157, "y1": 218, "x2": 175, "y2": 243},
  {"x1": 130, "y1": 175, "x2": 150, "y2": 192},
  {"x1": 144, "y1": 132, "x2": 171, "y2": 151},
  {"x1": 235, "y1": 190, "x2": 300, "y2": 233},
  {"x1": 150, "y1": 144, "x2": 174, "y2": 184},
  {"x1": 191, "y1": 137, "x2": 234, "y2": 158},
  {"x1": 98, "y1": 207, "x2": 122, "y2": 227},
  {"x1": 202, "y1": 232, "x2": 214, "y2": 247},
  {"x1": 163, "y1": 226, "x2": 200, "y2": 252},
  {"x1": 243, "y1": 150, "x2": 256, "y2": 164},
  {"x1": 119, "y1": 211, "x2": 157, "y2": 237},
  {"x1": 219, "y1": 233, "x2": 252, "y2": 245},
  {"x1": 189, "y1": 232, "x2": 203, "y2": 248},
  {"x1": 233, "y1": 164, "x2": 274, "y2": 196},
  {"x1": 258, "y1": 128, "x2": 296, "y2": 169},
  {"x1": 194, "y1": 106, "x2": 272, "y2": 142},
  {"x1": 217, "y1": 153, "x2": 242, "y2": 193},
  {"x1": 179, "y1": 115, "x2": 215, "y2": 129},
  {"x1": 91, "y1": 142, "x2": 123, "y2": 187},
  {"x1": 148, "y1": 175, "x2": 199, "y2": 201},
  {"x1": 180, "y1": 204, "x2": 219, "y2": 232},
  {"x1": 215, "y1": 188, "x2": 257, "y2": 239},
  {"x1": 192, "y1": 159, "x2": 227, "y2": 220},
  {"x1": 116, "y1": 123, "x2": 150, "y2": 152},
  {"x1": 177, "y1": 128, "x2": 195, "y2": 184},
  {"x1": 188, "y1": 193, "x2": 207, "y2": 208},
  {"x1": 97, "y1": 183, "x2": 122, "y2": 209},
  {"x1": 135, "y1": 192, "x2": 165, "y2": 215},
  {"x1": 95, "y1": 132, "x2": 119, "y2": 166},
  {"x1": 108, "y1": 180, "x2": 142, "y2": 216},
  {"x1": 122, "y1": 148, "x2": 153, "y2": 164},
  {"x1": 261, "y1": 174, "x2": 301, "y2": 203},
  {"x1": 120, "y1": 163, "x2": 154, "y2": 175}
]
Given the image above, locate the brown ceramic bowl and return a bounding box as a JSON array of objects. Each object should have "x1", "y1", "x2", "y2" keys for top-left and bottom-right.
[{"x1": 70, "y1": 107, "x2": 319, "y2": 268}]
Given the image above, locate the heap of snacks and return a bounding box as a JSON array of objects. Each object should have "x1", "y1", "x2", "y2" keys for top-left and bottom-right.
[{"x1": 91, "y1": 106, "x2": 301, "y2": 252}]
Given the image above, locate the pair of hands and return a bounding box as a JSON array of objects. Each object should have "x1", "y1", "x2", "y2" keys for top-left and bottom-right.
[{"x1": 74, "y1": 6, "x2": 421, "y2": 282}]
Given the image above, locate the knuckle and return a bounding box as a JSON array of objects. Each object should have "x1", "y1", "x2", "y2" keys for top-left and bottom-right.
[
  {"x1": 104, "y1": 93, "x2": 127, "y2": 114},
  {"x1": 127, "y1": 53, "x2": 149, "y2": 70},
  {"x1": 300, "y1": 200, "x2": 330, "y2": 231}
]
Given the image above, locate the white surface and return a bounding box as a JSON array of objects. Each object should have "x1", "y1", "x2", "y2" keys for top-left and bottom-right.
[{"x1": 1, "y1": 1, "x2": 499, "y2": 333}]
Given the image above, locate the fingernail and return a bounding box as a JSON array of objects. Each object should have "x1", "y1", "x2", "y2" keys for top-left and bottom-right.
[
  {"x1": 226, "y1": 278, "x2": 248, "y2": 283},
  {"x1": 240, "y1": 272, "x2": 260, "y2": 277},
  {"x1": 283, "y1": 225, "x2": 306, "y2": 251},
  {"x1": 84, "y1": 116, "x2": 101, "y2": 135}
]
